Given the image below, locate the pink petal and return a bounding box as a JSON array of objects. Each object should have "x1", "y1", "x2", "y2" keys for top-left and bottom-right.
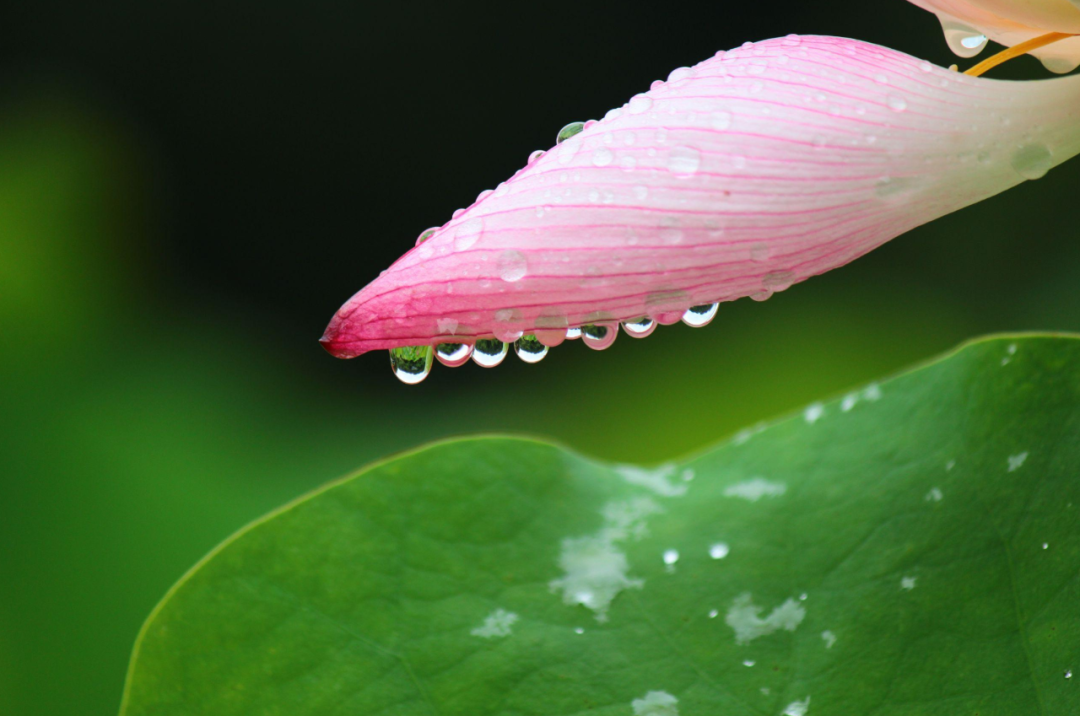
[
  {"x1": 907, "y1": 0, "x2": 1080, "y2": 72},
  {"x1": 321, "y1": 35, "x2": 1080, "y2": 359}
]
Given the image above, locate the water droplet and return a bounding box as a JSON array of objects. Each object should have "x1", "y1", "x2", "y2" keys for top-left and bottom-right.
[
  {"x1": 668, "y1": 146, "x2": 701, "y2": 176},
  {"x1": 682, "y1": 303, "x2": 719, "y2": 327},
  {"x1": 493, "y1": 308, "x2": 525, "y2": 342},
  {"x1": 646, "y1": 291, "x2": 691, "y2": 324},
  {"x1": 762, "y1": 270, "x2": 795, "y2": 291},
  {"x1": 667, "y1": 66, "x2": 695, "y2": 84},
  {"x1": 628, "y1": 94, "x2": 653, "y2": 114},
  {"x1": 620, "y1": 155, "x2": 637, "y2": 172},
  {"x1": 941, "y1": 19, "x2": 988, "y2": 58},
  {"x1": 528, "y1": 149, "x2": 545, "y2": 164},
  {"x1": 1066, "y1": 669, "x2": 1073, "y2": 679},
  {"x1": 574, "y1": 627, "x2": 585, "y2": 635},
  {"x1": 711, "y1": 110, "x2": 733, "y2": 130},
  {"x1": 557, "y1": 121, "x2": 585, "y2": 144},
  {"x1": 514, "y1": 334, "x2": 548, "y2": 363},
  {"x1": 750, "y1": 289, "x2": 773, "y2": 302},
  {"x1": 498, "y1": 250, "x2": 528, "y2": 282},
  {"x1": 1043, "y1": 542, "x2": 1049, "y2": 550},
  {"x1": 709, "y1": 609, "x2": 719, "y2": 618},
  {"x1": 593, "y1": 147, "x2": 614, "y2": 166},
  {"x1": 415, "y1": 227, "x2": 439, "y2": 246},
  {"x1": 709, "y1": 542, "x2": 730, "y2": 559},
  {"x1": 662, "y1": 549, "x2": 680, "y2": 565},
  {"x1": 1011, "y1": 143, "x2": 1053, "y2": 180},
  {"x1": 887, "y1": 95, "x2": 907, "y2": 112},
  {"x1": 743, "y1": 660, "x2": 756, "y2": 667},
  {"x1": 565, "y1": 326, "x2": 583, "y2": 340},
  {"x1": 435, "y1": 342, "x2": 473, "y2": 367},
  {"x1": 782, "y1": 34, "x2": 801, "y2": 47},
  {"x1": 603, "y1": 107, "x2": 623, "y2": 122},
  {"x1": 454, "y1": 218, "x2": 484, "y2": 250},
  {"x1": 622, "y1": 316, "x2": 656, "y2": 338},
  {"x1": 472, "y1": 339, "x2": 508, "y2": 368},
  {"x1": 919, "y1": 60, "x2": 933, "y2": 72},
  {"x1": 389, "y1": 345, "x2": 434, "y2": 384},
  {"x1": 582, "y1": 323, "x2": 618, "y2": 350},
  {"x1": 632, "y1": 185, "x2": 648, "y2": 201},
  {"x1": 749, "y1": 243, "x2": 771, "y2": 262}
]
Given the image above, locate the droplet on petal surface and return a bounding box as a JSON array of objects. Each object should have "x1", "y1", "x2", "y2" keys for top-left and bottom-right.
[
  {"x1": 1011, "y1": 143, "x2": 1053, "y2": 180},
  {"x1": 498, "y1": 250, "x2": 528, "y2": 282},
  {"x1": 472, "y1": 339, "x2": 508, "y2": 368},
  {"x1": 556, "y1": 121, "x2": 585, "y2": 144},
  {"x1": 389, "y1": 346, "x2": 434, "y2": 384},
  {"x1": 415, "y1": 227, "x2": 439, "y2": 246}
]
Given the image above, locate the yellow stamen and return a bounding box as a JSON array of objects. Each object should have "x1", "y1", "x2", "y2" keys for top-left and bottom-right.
[{"x1": 964, "y1": 32, "x2": 1075, "y2": 77}]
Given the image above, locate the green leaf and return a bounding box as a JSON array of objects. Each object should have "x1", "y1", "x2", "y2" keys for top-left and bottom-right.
[{"x1": 121, "y1": 335, "x2": 1080, "y2": 715}]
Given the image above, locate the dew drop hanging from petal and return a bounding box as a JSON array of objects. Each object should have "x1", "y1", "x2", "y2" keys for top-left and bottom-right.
[
  {"x1": 435, "y1": 342, "x2": 473, "y2": 367},
  {"x1": 582, "y1": 323, "x2": 618, "y2": 350},
  {"x1": 472, "y1": 339, "x2": 508, "y2": 368},
  {"x1": 682, "y1": 303, "x2": 719, "y2": 327},
  {"x1": 622, "y1": 316, "x2": 657, "y2": 338},
  {"x1": 514, "y1": 334, "x2": 549, "y2": 363},
  {"x1": 389, "y1": 346, "x2": 434, "y2": 384}
]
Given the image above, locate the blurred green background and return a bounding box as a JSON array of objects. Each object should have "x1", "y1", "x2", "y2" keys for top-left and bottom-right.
[{"x1": 2, "y1": 1, "x2": 1079, "y2": 713}]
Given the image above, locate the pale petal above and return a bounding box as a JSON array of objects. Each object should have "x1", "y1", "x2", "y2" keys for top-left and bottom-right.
[
  {"x1": 907, "y1": 0, "x2": 1080, "y2": 72},
  {"x1": 321, "y1": 35, "x2": 1080, "y2": 362}
]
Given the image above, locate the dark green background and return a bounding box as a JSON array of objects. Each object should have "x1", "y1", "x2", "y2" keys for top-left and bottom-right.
[{"x1": 1, "y1": 1, "x2": 1078, "y2": 714}]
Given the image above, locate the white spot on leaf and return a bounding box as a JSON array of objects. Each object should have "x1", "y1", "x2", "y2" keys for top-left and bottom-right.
[
  {"x1": 901, "y1": 576, "x2": 917, "y2": 590},
  {"x1": 803, "y1": 403, "x2": 825, "y2": 424},
  {"x1": 616, "y1": 464, "x2": 688, "y2": 497},
  {"x1": 632, "y1": 690, "x2": 679, "y2": 716},
  {"x1": 470, "y1": 609, "x2": 518, "y2": 638},
  {"x1": 782, "y1": 696, "x2": 811, "y2": 716},
  {"x1": 724, "y1": 478, "x2": 787, "y2": 502},
  {"x1": 1008, "y1": 452, "x2": 1028, "y2": 472},
  {"x1": 549, "y1": 497, "x2": 661, "y2": 622},
  {"x1": 725, "y1": 592, "x2": 806, "y2": 645},
  {"x1": 822, "y1": 630, "x2": 837, "y2": 648},
  {"x1": 925, "y1": 487, "x2": 943, "y2": 502}
]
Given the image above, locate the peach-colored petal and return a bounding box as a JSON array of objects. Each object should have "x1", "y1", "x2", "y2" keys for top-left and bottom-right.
[
  {"x1": 908, "y1": 0, "x2": 1080, "y2": 72},
  {"x1": 321, "y1": 35, "x2": 1080, "y2": 362}
]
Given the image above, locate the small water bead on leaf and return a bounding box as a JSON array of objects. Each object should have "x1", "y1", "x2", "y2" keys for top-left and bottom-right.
[
  {"x1": 389, "y1": 345, "x2": 434, "y2": 384},
  {"x1": 887, "y1": 95, "x2": 907, "y2": 113},
  {"x1": 682, "y1": 303, "x2": 719, "y2": 328},
  {"x1": 556, "y1": 121, "x2": 585, "y2": 145},
  {"x1": 1011, "y1": 143, "x2": 1053, "y2": 180},
  {"x1": 472, "y1": 339, "x2": 508, "y2": 368},
  {"x1": 565, "y1": 326, "x2": 582, "y2": 340},
  {"x1": 960, "y1": 34, "x2": 987, "y2": 50},
  {"x1": 514, "y1": 334, "x2": 548, "y2": 364},
  {"x1": 415, "y1": 227, "x2": 439, "y2": 246},
  {"x1": 709, "y1": 542, "x2": 730, "y2": 559},
  {"x1": 435, "y1": 342, "x2": 473, "y2": 368},
  {"x1": 582, "y1": 323, "x2": 617, "y2": 350},
  {"x1": 622, "y1": 316, "x2": 656, "y2": 338},
  {"x1": 527, "y1": 149, "x2": 545, "y2": 164}
]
